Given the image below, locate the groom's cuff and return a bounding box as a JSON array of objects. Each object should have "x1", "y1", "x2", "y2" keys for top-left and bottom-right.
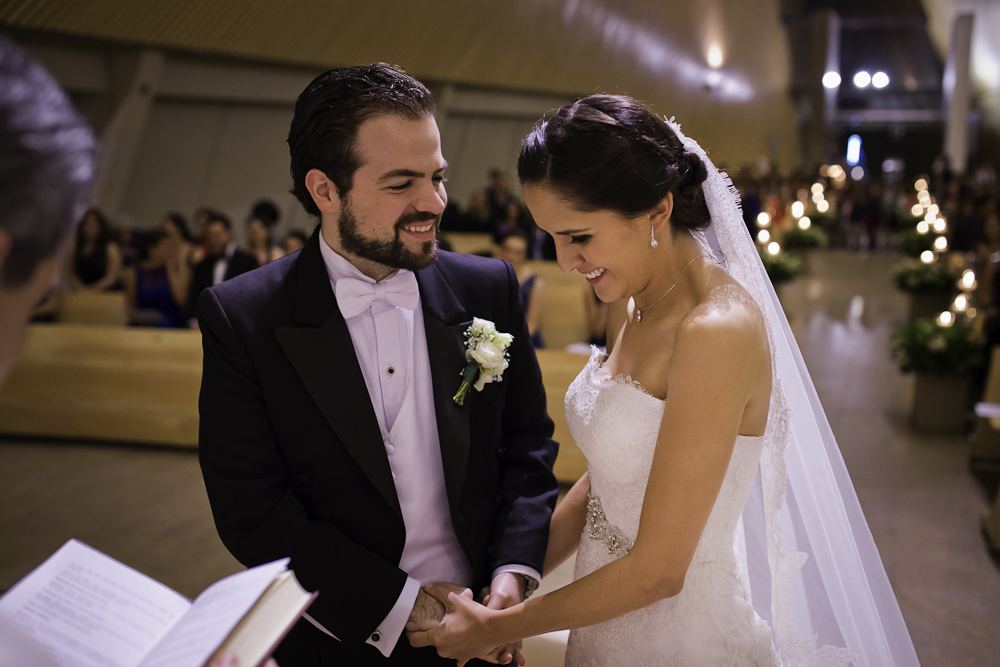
[
  {"x1": 491, "y1": 565, "x2": 541, "y2": 598},
  {"x1": 366, "y1": 576, "x2": 421, "y2": 657}
]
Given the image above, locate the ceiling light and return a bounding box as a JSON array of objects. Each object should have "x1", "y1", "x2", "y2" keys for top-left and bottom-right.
[
  {"x1": 847, "y1": 135, "x2": 862, "y2": 166},
  {"x1": 707, "y1": 46, "x2": 723, "y2": 69},
  {"x1": 822, "y1": 71, "x2": 841, "y2": 89},
  {"x1": 854, "y1": 71, "x2": 872, "y2": 88},
  {"x1": 872, "y1": 72, "x2": 889, "y2": 88},
  {"x1": 851, "y1": 166, "x2": 864, "y2": 180}
]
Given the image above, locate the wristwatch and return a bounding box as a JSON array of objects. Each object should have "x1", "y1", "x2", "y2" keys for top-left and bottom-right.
[{"x1": 520, "y1": 573, "x2": 539, "y2": 599}]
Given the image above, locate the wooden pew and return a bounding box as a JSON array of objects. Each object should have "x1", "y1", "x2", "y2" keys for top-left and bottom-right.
[
  {"x1": 536, "y1": 349, "x2": 590, "y2": 483},
  {"x1": 440, "y1": 232, "x2": 494, "y2": 256},
  {"x1": 0, "y1": 324, "x2": 201, "y2": 447},
  {"x1": 0, "y1": 324, "x2": 591, "y2": 483},
  {"x1": 525, "y1": 261, "x2": 591, "y2": 351},
  {"x1": 56, "y1": 291, "x2": 129, "y2": 326}
]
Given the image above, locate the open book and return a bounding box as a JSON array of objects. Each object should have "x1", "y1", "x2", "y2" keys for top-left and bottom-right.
[{"x1": 0, "y1": 539, "x2": 316, "y2": 667}]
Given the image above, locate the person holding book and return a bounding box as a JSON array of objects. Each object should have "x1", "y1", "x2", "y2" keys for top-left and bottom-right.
[
  {"x1": 0, "y1": 36, "x2": 284, "y2": 667},
  {"x1": 0, "y1": 33, "x2": 94, "y2": 667},
  {"x1": 197, "y1": 63, "x2": 559, "y2": 666}
]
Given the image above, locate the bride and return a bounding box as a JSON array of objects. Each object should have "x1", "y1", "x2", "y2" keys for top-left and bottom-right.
[{"x1": 410, "y1": 95, "x2": 919, "y2": 666}]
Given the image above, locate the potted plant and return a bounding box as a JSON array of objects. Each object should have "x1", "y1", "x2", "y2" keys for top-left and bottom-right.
[
  {"x1": 891, "y1": 260, "x2": 954, "y2": 321},
  {"x1": 759, "y1": 249, "x2": 800, "y2": 286},
  {"x1": 895, "y1": 228, "x2": 934, "y2": 258},
  {"x1": 890, "y1": 318, "x2": 984, "y2": 432},
  {"x1": 783, "y1": 226, "x2": 828, "y2": 274}
]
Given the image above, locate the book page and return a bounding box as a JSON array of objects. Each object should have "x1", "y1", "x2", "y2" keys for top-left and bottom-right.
[
  {"x1": 137, "y1": 559, "x2": 289, "y2": 667},
  {"x1": 0, "y1": 539, "x2": 191, "y2": 667}
]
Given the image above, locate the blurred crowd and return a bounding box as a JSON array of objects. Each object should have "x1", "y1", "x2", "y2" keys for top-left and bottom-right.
[
  {"x1": 42, "y1": 158, "x2": 998, "y2": 345},
  {"x1": 39, "y1": 200, "x2": 310, "y2": 328},
  {"x1": 734, "y1": 157, "x2": 998, "y2": 257}
]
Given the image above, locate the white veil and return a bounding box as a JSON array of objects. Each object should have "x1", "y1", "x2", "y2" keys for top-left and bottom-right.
[{"x1": 666, "y1": 118, "x2": 920, "y2": 666}]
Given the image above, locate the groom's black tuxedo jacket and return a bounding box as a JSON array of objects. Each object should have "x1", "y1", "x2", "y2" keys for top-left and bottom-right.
[{"x1": 197, "y1": 229, "x2": 559, "y2": 666}]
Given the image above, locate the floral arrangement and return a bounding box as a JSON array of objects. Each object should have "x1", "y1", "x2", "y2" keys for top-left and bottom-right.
[
  {"x1": 453, "y1": 318, "x2": 514, "y2": 405},
  {"x1": 784, "y1": 226, "x2": 828, "y2": 250},
  {"x1": 890, "y1": 318, "x2": 983, "y2": 377},
  {"x1": 759, "y1": 249, "x2": 801, "y2": 285},
  {"x1": 891, "y1": 260, "x2": 953, "y2": 294}
]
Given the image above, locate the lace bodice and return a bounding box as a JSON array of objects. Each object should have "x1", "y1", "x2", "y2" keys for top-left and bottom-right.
[{"x1": 563, "y1": 346, "x2": 778, "y2": 666}]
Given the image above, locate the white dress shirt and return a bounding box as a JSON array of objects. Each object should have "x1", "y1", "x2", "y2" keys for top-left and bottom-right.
[
  {"x1": 319, "y1": 236, "x2": 538, "y2": 657},
  {"x1": 211, "y1": 241, "x2": 238, "y2": 286}
]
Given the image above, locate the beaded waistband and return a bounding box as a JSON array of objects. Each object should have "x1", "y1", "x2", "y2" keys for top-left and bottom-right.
[{"x1": 586, "y1": 493, "x2": 634, "y2": 556}]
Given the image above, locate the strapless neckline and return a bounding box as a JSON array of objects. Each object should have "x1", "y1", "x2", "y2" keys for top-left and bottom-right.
[{"x1": 587, "y1": 346, "x2": 766, "y2": 440}]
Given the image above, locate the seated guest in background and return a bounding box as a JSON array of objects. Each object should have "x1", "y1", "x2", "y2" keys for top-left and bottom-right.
[
  {"x1": 192, "y1": 206, "x2": 215, "y2": 255},
  {"x1": 245, "y1": 199, "x2": 285, "y2": 265},
  {"x1": 499, "y1": 229, "x2": 545, "y2": 348},
  {"x1": 66, "y1": 208, "x2": 122, "y2": 291},
  {"x1": 114, "y1": 215, "x2": 141, "y2": 267},
  {"x1": 465, "y1": 190, "x2": 490, "y2": 232},
  {"x1": 493, "y1": 198, "x2": 530, "y2": 244},
  {"x1": 282, "y1": 229, "x2": 309, "y2": 255},
  {"x1": 485, "y1": 168, "x2": 513, "y2": 231},
  {"x1": 187, "y1": 212, "x2": 257, "y2": 323},
  {"x1": 123, "y1": 229, "x2": 187, "y2": 327},
  {"x1": 162, "y1": 211, "x2": 205, "y2": 267},
  {"x1": 583, "y1": 284, "x2": 607, "y2": 348}
]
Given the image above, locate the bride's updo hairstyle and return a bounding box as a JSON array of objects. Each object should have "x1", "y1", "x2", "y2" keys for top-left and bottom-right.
[{"x1": 517, "y1": 94, "x2": 710, "y2": 231}]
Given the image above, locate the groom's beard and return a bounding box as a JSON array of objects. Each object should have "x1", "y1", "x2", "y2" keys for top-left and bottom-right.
[{"x1": 338, "y1": 201, "x2": 440, "y2": 272}]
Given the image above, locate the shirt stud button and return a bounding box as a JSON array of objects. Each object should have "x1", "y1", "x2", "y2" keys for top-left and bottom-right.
[
  {"x1": 387, "y1": 367, "x2": 395, "y2": 375},
  {"x1": 370, "y1": 631, "x2": 382, "y2": 642},
  {"x1": 386, "y1": 443, "x2": 396, "y2": 455}
]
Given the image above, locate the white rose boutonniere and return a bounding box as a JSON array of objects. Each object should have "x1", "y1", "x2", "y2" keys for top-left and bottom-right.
[{"x1": 453, "y1": 317, "x2": 514, "y2": 405}]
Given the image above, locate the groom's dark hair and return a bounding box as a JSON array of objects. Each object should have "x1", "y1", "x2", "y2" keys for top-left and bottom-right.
[{"x1": 288, "y1": 63, "x2": 436, "y2": 216}]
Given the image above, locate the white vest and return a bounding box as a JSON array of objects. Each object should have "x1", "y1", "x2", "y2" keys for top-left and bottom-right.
[{"x1": 378, "y1": 304, "x2": 473, "y2": 587}]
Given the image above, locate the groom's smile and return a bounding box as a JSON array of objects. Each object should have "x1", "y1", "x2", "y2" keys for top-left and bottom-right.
[{"x1": 307, "y1": 112, "x2": 448, "y2": 281}]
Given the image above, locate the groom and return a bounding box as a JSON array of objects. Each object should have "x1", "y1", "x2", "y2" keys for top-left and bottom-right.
[{"x1": 197, "y1": 63, "x2": 559, "y2": 666}]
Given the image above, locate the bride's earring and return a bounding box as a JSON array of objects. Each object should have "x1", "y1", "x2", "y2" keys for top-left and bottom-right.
[{"x1": 650, "y1": 225, "x2": 658, "y2": 248}]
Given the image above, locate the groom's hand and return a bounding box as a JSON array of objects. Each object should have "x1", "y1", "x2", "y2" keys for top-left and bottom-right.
[
  {"x1": 405, "y1": 582, "x2": 469, "y2": 632},
  {"x1": 481, "y1": 573, "x2": 526, "y2": 666}
]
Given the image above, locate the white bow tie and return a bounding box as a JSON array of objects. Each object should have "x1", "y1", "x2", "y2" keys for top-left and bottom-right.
[{"x1": 335, "y1": 272, "x2": 420, "y2": 319}]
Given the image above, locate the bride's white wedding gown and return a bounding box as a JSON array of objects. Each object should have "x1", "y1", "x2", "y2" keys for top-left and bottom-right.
[{"x1": 564, "y1": 346, "x2": 779, "y2": 667}]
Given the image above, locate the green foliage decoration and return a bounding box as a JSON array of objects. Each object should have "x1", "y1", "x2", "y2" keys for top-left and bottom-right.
[
  {"x1": 895, "y1": 228, "x2": 935, "y2": 258},
  {"x1": 759, "y1": 249, "x2": 800, "y2": 284},
  {"x1": 890, "y1": 318, "x2": 983, "y2": 377},
  {"x1": 784, "y1": 225, "x2": 828, "y2": 250},
  {"x1": 891, "y1": 260, "x2": 953, "y2": 294}
]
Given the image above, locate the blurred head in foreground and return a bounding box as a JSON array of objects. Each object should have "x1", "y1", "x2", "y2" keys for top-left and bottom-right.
[{"x1": 0, "y1": 35, "x2": 95, "y2": 383}]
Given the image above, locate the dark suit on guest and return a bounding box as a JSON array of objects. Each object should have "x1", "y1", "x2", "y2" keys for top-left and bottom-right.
[
  {"x1": 187, "y1": 246, "x2": 258, "y2": 318},
  {"x1": 197, "y1": 229, "x2": 559, "y2": 666}
]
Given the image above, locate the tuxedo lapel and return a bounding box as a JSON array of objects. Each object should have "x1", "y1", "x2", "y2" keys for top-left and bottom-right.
[
  {"x1": 275, "y1": 231, "x2": 402, "y2": 520},
  {"x1": 417, "y1": 262, "x2": 473, "y2": 516}
]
